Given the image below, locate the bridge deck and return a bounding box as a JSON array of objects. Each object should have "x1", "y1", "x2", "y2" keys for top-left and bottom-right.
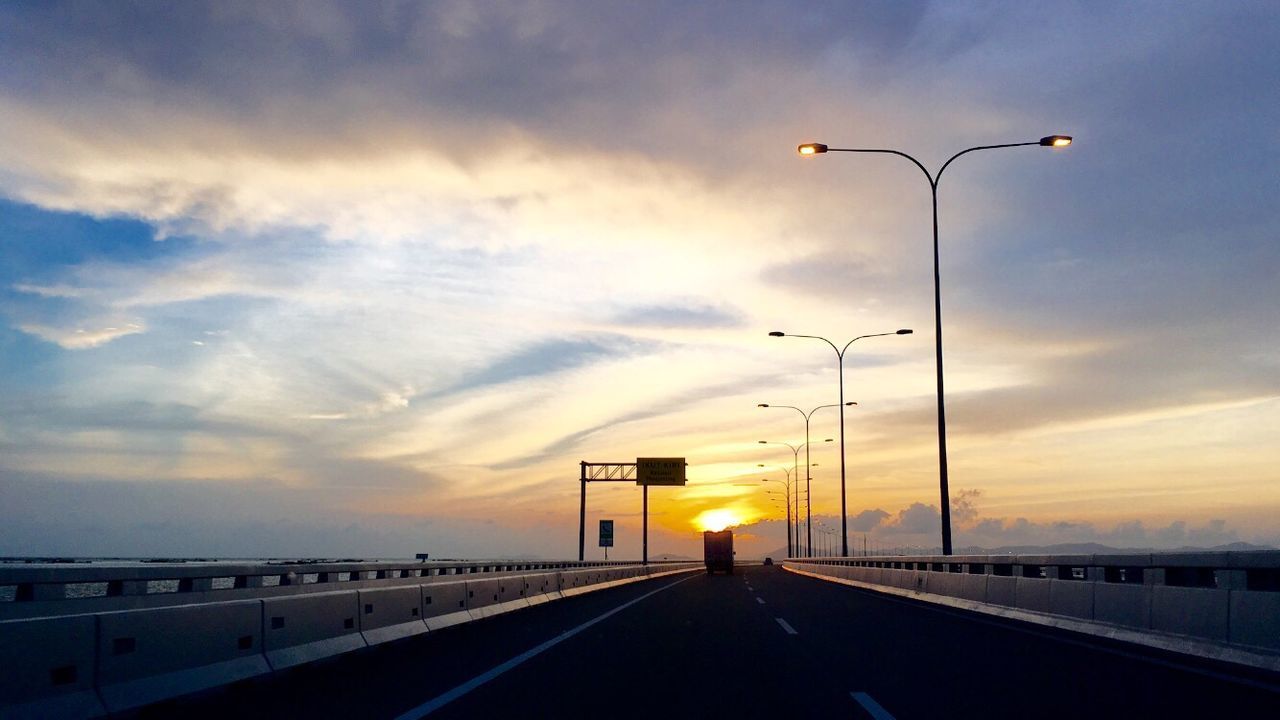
[{"x1": 156, "y1": 565, "x2": 1279, "y2": 719}]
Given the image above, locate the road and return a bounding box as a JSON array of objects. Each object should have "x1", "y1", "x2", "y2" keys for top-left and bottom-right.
[{"x1": 153, "y1": 565, "x2": 1280, "y2": 719}]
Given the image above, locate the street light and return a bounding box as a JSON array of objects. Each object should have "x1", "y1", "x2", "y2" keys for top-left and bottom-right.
[
  {"x1": 759, "y1": 465, "x2": 806, "y2": 557},
  {"x1": 798, "y1": 134, "x2": 1072, "y2": 554},
  {"x1": 770, "y1": 328, "x2": 911, "y2": 557},
  {"x1": 758, "y1": 403, "x2": 852, "y2": 557},
  {"x1": 757, "y1": 438, "x2": 831, "y2": 557},
  {"x1": 759, "y1": 480, "x2": 792, "y2": 557}
]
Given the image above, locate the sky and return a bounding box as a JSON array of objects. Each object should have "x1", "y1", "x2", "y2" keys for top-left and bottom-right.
[{"x1": 1, "y1": 1, "x2": 1277, "y2": 559}]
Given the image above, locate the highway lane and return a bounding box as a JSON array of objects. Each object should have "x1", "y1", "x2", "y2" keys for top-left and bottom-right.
[{"x1": 152, "y1": 565, "x2": 1280, "y2": 719}]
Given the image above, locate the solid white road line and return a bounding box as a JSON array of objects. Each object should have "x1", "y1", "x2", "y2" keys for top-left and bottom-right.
[
  {"x1": 850, "y1": 691, "x2": 896, "y2": 720},
  {"x1": 393, "y1": 574, "x2": 698, "y2": 719},
  {"x1": 756, "y1": 597, "x2": 765, "y2": 605},
  {"x1": 775, "y1": 617, "x2": 798, "y2": 635}
]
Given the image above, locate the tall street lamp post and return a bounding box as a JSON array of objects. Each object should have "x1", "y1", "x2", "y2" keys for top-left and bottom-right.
[
  {"x1": 758, "y1": 439, "x2": 830, "y2": 557},
  {"x1": 770, "y1": 329, "x2": 912, "y2": 557},
  {"x1": 758, "y1": 403, "x2": 852, "y2": 557},
  {"x1": 759, "y1": 477, "x2": 792, "y2": 557},
  {"x1": 798, "y1": 135, "x2": 1072, "y2": 554}
]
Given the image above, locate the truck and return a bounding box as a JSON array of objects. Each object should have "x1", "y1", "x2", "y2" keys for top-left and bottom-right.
[{"x1": 703, "y1": 529, "x2": 734, "y2": 575}]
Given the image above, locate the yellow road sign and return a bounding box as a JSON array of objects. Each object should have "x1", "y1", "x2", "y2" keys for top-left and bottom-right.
[{"x1": 636, "y1": 457, "x2": 686, "y2": 486}]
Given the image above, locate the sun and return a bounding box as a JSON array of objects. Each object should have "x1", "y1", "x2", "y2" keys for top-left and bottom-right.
[{"x1": 693, "y1": 508, "x2": 742, "y2": 533}]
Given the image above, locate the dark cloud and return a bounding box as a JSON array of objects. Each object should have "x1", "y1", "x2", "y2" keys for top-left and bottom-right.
[
  {"x1": 431, "y1": 335, "x2": 648, "y2": 398},
  {"x1": 839, "y1": 492, "x2": 1255, "y2": 550},
  {"x1": 0, "y1": 1, "x2": 929, "y2": 162},
  {"x1": 886, "y1": 501, "x2": 939, "y2": 534},
  {"x1": 847, "y1": 508, "x2": 890, "y2": 532},
  {"x1": 611, "y1": 303, "x2": 743, "y2": 329}
]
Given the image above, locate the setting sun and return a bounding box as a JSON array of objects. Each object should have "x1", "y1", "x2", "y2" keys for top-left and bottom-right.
[{"x1": 694, "y1": 508, "x2": 743, "y2": 532}]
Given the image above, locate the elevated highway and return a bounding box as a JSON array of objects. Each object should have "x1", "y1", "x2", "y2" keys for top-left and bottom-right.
[{"x1": 3, "y1": 557, "x2": 1278, "y2": 718}]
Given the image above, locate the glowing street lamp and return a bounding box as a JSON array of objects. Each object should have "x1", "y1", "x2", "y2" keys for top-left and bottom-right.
[{"x1": 797, "y1": 134, "x2": 1072, "y2": 554}]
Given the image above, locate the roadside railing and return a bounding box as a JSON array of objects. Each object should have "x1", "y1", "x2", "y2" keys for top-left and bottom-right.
[
  {"x1": 0, "y1": 560, "x2": 702, "y2": 718},
  {"x1": 784, "y1": 552, "x2": 1280, "y2": 660},
  {"x1": 0, "y1": 558, "x2": 687, "y2": 620}
]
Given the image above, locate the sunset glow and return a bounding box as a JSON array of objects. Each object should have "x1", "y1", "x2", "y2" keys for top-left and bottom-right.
[{"x1": 694, "y1": 509, "x2": 744, "y2": 533}]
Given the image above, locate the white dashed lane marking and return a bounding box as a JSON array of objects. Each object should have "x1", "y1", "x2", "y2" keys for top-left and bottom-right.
[{"x1": 775, "y1": 617, "x2": 798, "y2": 635}]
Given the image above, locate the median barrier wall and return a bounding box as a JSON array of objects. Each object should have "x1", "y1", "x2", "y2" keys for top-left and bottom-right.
[
  {"x1": 986, "y1": 575, "x2": 1017, "y2": 607},
  {"x1": 0, "y1": 614, "x2": 105, "y2": 720},
  {"x1": 262, "y1": 590, "x2": 366, "y2": 670},
  {"x1": 0, "y1": 558, "x2": 654, "y2": 621},
  {"x1": 1014, "y1": 577, "x2": 1052, "y2": 613},
  {"x1": 0, "y1": 561, "x2": 700, "y2": 718},
  {"x1": 465, "y1": 578, "x2": 505, "y2": 620},
  {"x1": 783, "y1": 553, "x2": 1280, "y2": 669},
  {"x1": 1048, "y1": 579, "x2": 1094, "y2": 620},
  {"x1": 924, "y1": 571, "x2": 964, "y2": 599},
  {"x1": 358, "y1": 587, "x2": 427, "y2": 646},
  {"x1": 958, "y1": 574, "x2": 989, "y2": 602},
  {"x1": 421, "y1": 581, "x2": 471, "y2": 631},
  {"x1": 559, "y1": 569, "x2": 597, "y2": 597},
  {"x1": 1229, "y1": 591, "x2": 1280, "y2": 651},
  {"x1": 1092, "y1": 582, "x2": 1149, "y2": 628},
  {"x1": 525, "y1": 572, "x2": 559, "y2": 605},
  {"x1": 1151, "y1": 586, "x2": 1229, "y2": 642},
  {"x1": 498, "y1": 574, "x2": 532, "y2": 606},
  {"x1": 95, "y1": 600, "x2": 269, "y2": 712}
]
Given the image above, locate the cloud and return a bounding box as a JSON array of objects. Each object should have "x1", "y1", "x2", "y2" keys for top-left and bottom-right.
[
  {"x1": 0, "y1": 2, "x2": 1278, "y2": 557},
  {"x1": 836, "y1": 489, "x2": 1258, "y2": 551},
  {"x1": 885, "y1": 502, "x2": 940, "y2": 535},
  {"x1": 611, "y1": 303, "x2": 744, "y2": 330},
  {"x1": 439, "y1": 337, "x2": 636, "y2": 395},
  {"x1": 17, "y1": 320, "x2": 144, "y2": 349},
  {"x1": 847, "y1": 508, "x2": 890, "y2": 532}
]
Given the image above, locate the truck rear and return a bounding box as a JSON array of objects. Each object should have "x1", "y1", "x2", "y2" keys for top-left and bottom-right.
[{"x1": 703, "y1": 529, "x2": 734, "y2": 575}]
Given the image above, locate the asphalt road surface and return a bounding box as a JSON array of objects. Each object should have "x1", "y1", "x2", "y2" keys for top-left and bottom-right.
[{"x1": 148, "y1": 565, "x2": 1280, "y2": 719}]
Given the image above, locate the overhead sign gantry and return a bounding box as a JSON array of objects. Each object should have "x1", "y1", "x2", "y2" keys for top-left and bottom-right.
[{"x1": 578, "y1": 457, "x2": 686, "y2": 563}]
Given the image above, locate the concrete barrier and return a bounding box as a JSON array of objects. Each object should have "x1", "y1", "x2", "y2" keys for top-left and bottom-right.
[
  {"x1": 785, "y1": 555, "x2": 1280, "y2": 674},
  {"x1": 524, "y1": 572, "x2": 560, "y2": 605},
  {"x1": 420, "y1": 581, "x2": 471, "y2": 631},
  {"x1": 357, "y1": 587, "x2": 427, "y2": 646},
  {"x1": 262, "y1": 591, "x2": 366, "y2": 670},
  {"x1": 1047, "y1": 580, "x2": 1094, "y2": 620},
  {"x1": 958, "y1": 574, "x2": 989, "y2": 602},
  {"x1": 1014, "y1": 577, "x2": 1052, "y2": 613},
  {"x1": 1228, "y1": 590, "x2": 1280, "y2": 651},
  {"x1": 0, "y1": 615, "x2": 105, "y2": 720},
  {"x1": 559, "y1": 569, "x2": 597, "y2": 597},
  {"x1": 1093, "y1": 583, "x2": 1150, "y2": 629},
  {"x1": 1152, "y1": 586, "x2": 1229, "y2": 642},
  {"x1": 492, "y1": 575, "x2": 533, "y2": 614},
  {"x1": 925, "y1": 571, "x2": 964, "y2": 598},
  {"x1": 0, "y1": 561, "x2": 682, "y2": 716},
  {"x1": 465, "y1": 578, "x2": 506, "y2": 620},
  {"x1": 986, "y1": 576, "x2": 1017, "y2": 607},
  {"x1": 96, "y1": 600, "x2": 269, "y2": 712}
]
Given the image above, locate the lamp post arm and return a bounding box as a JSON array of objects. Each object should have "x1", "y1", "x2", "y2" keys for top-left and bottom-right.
[
  {"x1": 827, "y1": 147, "x2": 933, "y2": 186},
  {"x1": 935, "y1": 141, "x2": 1041, "y2": 184},
  {"x1": 840, "y1": 331, "x2": 896, "y2": 355},
  {"x1": 783, "y1": 333, "x2": 842, "y2": 359},
  {"x1": 809, "y1": 402, "x2": 845, "y2": 419},
  {"x1": 768, "y1": 404, "x2": 807, "y2": 423}
]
